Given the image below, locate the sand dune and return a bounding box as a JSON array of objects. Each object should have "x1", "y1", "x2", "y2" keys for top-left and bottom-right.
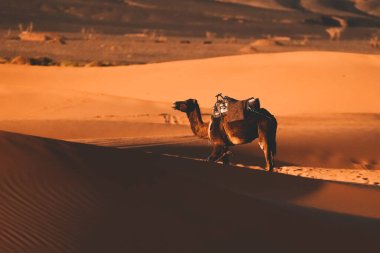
[
  {"x1": 216, "y1": 0, "x2": 374, "y2": 18},
  {"x1": 1, "y1": 130, "x2": 380, "y2": 253},
  {"x1": 0, "y1": 1, "x2": 379, "y2": 251},
  {"x1": 354, "y1": 0, "x2": 380, "y2": 17},
  {"x1": 0, "y1": 52, "x2": 378, "y2": 171},
  {"x1": 300, "y1": 0, "x2": 362, "y2": 17},
  {"x1": 216, "y1": 0, "x2": 292, "y2": 11},
  {"x1": 1, "y1": 52, "x2": 379, "y2": 119},
  {"x1": 1, "y1": 0, "x2": 379, "y2": 44},
  {"x1": 0, "y1": 88, "x2": 180, "y2": 121},
  {"x1": 0, "y1": 120, "x2": 191, "y2": 140}
]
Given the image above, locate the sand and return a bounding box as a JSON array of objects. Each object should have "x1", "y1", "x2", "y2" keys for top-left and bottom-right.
[
  {"x1": 216, "y1": 0, "x2": 292, "y2": 11},
  {"x1": 0, "y1": 52, "x2": 379, "y2": 118},
  {"x1": 1, "y1": 130, "x2": 380, "y2": 253},
  {"x1": 0, "y1": 51, "x2": 378, "y2": 165},
  {"x1": 0, "y1": 51, "x2": 379, "y2": 252}
]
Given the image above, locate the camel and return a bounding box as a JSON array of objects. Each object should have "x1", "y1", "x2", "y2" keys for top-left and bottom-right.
[
  {"x1": 370, "y1": 35, "x2": 379, "y2": 48},
  {"x1": 325, "y1": 17, "x2": 347, "y2": 41},
  {"x1": 173, "y1": 98, "x2": 277, "y2": 171}
]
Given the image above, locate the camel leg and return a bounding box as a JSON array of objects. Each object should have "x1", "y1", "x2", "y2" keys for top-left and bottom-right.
[
  {"x1": 207, "y1": 145, "x2": 228, "y2": 164},
  {"x1": 258, "y1": 132, "x2": 274, "y2": 172},
  {"x1": 259, "y1": 139, "x2": 273, "y2": 172},
  {"x1": 207, "y1": 145, "x2": 223, "y2": 162},
  {"x1": 221, "y1": 147, "x2": 230, "y2": 166}
]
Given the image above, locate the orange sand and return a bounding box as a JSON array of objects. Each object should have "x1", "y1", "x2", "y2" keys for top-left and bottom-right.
[
  {"x1": 0, "y1": 52, "x2": 379, "y2": 119},
  {"x1": 0, "y1": 51, "x2": 380, "y2": 252}
]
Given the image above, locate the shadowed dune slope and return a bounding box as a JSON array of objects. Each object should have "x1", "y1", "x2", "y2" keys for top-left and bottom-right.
[{"x1": 1, "y1": 131, "x2": 380, "y2": 253}]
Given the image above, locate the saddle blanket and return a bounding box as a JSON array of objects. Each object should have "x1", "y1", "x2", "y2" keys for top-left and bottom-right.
[{"x1": 212, "y1": 96, "x2": 260, "y2": 122}]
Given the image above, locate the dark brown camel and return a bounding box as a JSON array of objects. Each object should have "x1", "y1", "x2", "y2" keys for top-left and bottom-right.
[{"x1": 173, "y1": 98, "x2": 277, "y2": 171}]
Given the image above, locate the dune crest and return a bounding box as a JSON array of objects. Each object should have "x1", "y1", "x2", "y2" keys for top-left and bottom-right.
[
  {"x1": 215, "y1": 0, "x2": 292, "y2": 11},
  {"x1": 353, "y1": 0, "x2": 380, "y2": 17}
]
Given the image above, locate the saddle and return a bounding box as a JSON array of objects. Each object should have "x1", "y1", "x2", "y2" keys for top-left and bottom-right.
[{"x1": 213, "y1": 93, "x2": 260, "y2": 122}]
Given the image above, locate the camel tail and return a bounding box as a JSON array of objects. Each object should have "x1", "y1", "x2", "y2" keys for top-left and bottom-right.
[
  {"x1": 270, "y1": 116, "x2": 277, "y2": 156},
  {"x1": 258, "y1": 108, "x2": 277, "y2": 156}
]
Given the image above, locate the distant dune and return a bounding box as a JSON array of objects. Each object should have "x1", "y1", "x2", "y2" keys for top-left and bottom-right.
[
  {"x1": 0, "y1": 51, "x2": 378, "y2": 171},
  {"x1": 1, "y1": 130, "x2": 380, "y2": 253},
  {"x1": 354, "y1": 0, "x2": 380, "y2": 17},
  {"x1": 300, "y1": 0, "x2": 361, "y2": 17},
  {"x1": 218, "y1": 0, "x2": 380, "y2": 18},
  {"x1": 1, "y1": 51, "x2": 378, "y2": 118},
  {"x1": 216, "y1": 0, "x2": 292, "y2": 11},
  {"x1": 0, "y1": 0, "x2": 379, "y2": 38},
  {"x1": 0, "y1": 89, "x2": 180, "y2": 121}
]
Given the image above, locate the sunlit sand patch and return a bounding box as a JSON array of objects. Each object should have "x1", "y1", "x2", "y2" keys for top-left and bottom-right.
[
  {"x1": 153, "y1": 152, "x2": 380, "y2": 187},
  {"x1": 160, "y1": 153, "x2": 206, "y2": 162},
  {"x1": 161, "y1": 153, "x2": 180, "y2": 158},
  {"x1": 276, "y1": 166, "x2": 380, "y2": 186}
]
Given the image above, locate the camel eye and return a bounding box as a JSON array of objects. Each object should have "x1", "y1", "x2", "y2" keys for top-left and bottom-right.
[{"x1": 180, "y1": 104, "x2": 187, "y2": 111}]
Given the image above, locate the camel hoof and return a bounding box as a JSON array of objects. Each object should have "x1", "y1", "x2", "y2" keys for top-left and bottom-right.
[
  {"x1": 222, "y1": 157, "x2": 230, "y2": 166},
  {"x1": 206, "y1": 156, "x2": 214, "y2": 162}
]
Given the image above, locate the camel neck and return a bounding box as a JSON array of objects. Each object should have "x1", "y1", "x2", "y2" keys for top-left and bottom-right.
[{"x1": 187, "y1": 107, "x2": 208, "y2": 139}]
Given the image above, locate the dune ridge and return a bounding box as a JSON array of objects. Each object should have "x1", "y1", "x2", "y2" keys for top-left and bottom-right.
[
  {"x1": 300, "y1": 0, "x2": 360, "y2": 16},
  {"x1": 216, "y1": 0, "x2": 292, "y2": 11},
  {"x1": 353, "y1": 0, "x2": 380, "y2": 17},
  {"x1": 215, "y1": 0, "x2": 379, "y2": 17}
]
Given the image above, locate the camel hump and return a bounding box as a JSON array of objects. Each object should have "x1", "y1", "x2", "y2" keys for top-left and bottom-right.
[{"x1": 224, "y1": 96, "x2": 238, "y2": 102}]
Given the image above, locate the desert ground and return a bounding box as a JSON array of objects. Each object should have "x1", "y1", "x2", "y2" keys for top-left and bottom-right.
[
  {"x1": 1, "y1": 0, "x2": 380, "y2": 65},
  {"x1": 1, "y1": 51, "x2": 380, "y2": 252},
  {"x1": 1, "y1": 0, "x2": 380, "y2": 252}
]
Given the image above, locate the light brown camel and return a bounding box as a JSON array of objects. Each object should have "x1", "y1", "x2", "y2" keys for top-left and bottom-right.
[
  {"x1": 325, "y1": 17, "x2": 347, "y2": 41},
  {"x1": 173, "y1": 98, "x2": 277, "y2": 171}
]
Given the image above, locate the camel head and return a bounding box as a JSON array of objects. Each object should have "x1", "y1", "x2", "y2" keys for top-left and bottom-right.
[{"x1": 172, "y1": 99, "x2": 198, "y2": 113}]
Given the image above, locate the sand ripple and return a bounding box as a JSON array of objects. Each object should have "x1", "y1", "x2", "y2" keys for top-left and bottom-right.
[{"x1": 0, "y1": 157, "x2": 101, "y2": 253}]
